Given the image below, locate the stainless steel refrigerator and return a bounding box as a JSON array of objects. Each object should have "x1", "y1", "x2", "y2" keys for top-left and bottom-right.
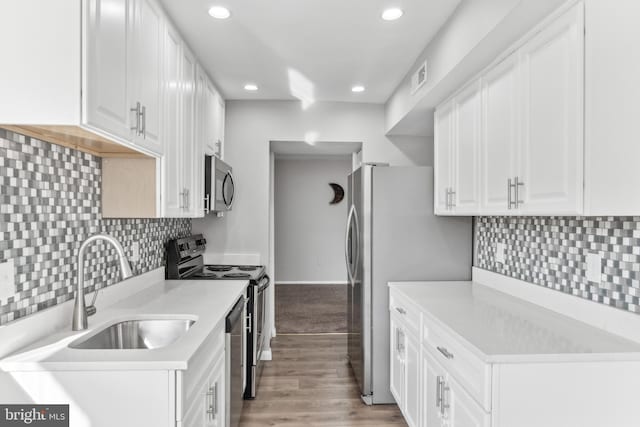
[{"x1": 345, "y1": 164, "x2": 472, "y2": 404}]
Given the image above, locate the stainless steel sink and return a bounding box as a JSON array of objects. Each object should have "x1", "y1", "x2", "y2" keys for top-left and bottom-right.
[{"x1": 69, "y1": 318, "x2": 196, "y2": 350}]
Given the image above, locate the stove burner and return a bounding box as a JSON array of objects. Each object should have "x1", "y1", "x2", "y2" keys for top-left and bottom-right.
[
  {"x1": 237, "y1": 266, "x2": 258, "y2": 271},
  {"x1": 223, "y1": 272, "x2": 252, "y2": 279},
  {"x1": 206, "y1": 265, "x2": 233, "y2": 272},
  {"x1": 192, "y1": 271, "x2": 218, "y2": 278}
]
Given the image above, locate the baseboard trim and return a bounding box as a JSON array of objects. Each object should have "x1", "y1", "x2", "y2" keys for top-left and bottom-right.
[
  {"x1": 473, "y1": 267, "x2": 640, "y2": 344},
  {"x1": 260, "y1": 350, "x2": 272, "y2": 361},
  {"x1": 275, "y1": 281, "x2": 349, "y2": 285},
  {"x1": 277, "y1": 332, "x2": 348, "y2": 336}
]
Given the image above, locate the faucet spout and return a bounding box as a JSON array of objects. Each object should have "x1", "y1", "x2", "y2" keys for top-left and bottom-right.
[{"x1": 72, "y1": 234, "x2": 134, "y2": 331}]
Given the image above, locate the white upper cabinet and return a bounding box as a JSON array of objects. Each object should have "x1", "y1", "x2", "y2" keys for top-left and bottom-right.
[
  {"x1": 84, "y1": 0, "x2": 164, "y2": 156},
  {"x1": 83, "y1": 0, "x2": 131, "y2": 141},
  {"x1": 435, "y1": 1, "x2": 584, "y2": 216},
  {"x1": 518, "y1": 3, "x2": 584, "y2": 215},
  {"x1": 161, "y1": 21, "x2": 183, "y2": 217},
  {"x1": 584, "y1": 0, "x2": 640, "y2": 215},
  {"x1": 480, "y1": 56, "x2": 519, "y2": 214},
  {"x1": 434, "y1": 101, "x2": 454, "y2": 214},
  {"x1": 452, "y1": 81, "x2": 482, "y2": 214},
  {"x1": 129, "y1": 0, "x2": 164, "y2": 154}
]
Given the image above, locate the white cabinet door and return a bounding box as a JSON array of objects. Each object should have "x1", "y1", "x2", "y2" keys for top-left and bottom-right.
[
  {"x1": 452, "y1": 81, "x2": 481, "y2": 214},
  {"x1": 213, "y1": 90, "x2": 225, "y2": 159},
  {"x1": 423, "y1": 347, "x2": 447, "y2": 427},
  {"x1": 447, "y1": 377, "x2": 490, "y2": 427},
  {"x1": 480, "y1": 55, "x2": 519, "y2": 214},
  {"x1": 129, "y1": 0, "x2": 163, "y2": 154},
  {"x1": 161, "y1": 22, "x2": 184, "y2": 217},
  {"x1": 84, "y1": 0, "x2": 131, "y2": 141},
  {"x1": 404, "y1": 329, "x2": 420, "y2": 427},
  {"x1": 181, "y1": 44, "x2": 199, "y2": 217},
  {"x1": 390, "y1": 316, "x2": 405, "y2": 406},
  {"x1": 518, "y1": 3, "x2": 584, "y2": 215},
  {"x1": 434, "y1": 101, "x2": 454, "y2": 214}
]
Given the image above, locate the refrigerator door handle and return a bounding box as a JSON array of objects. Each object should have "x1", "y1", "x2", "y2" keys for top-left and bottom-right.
[
  {"x1": 352, "y1": 204, "x2": 360, "y2": 282},
  {"x1": 345, "y1": 204, "x2": 356, "y2": 284}
]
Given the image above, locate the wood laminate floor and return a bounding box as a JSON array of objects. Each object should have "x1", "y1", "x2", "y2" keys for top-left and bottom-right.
[
  {"x1": 275, "y1": 285, "x2": 348, "y2": 334},
  {"x1": 239, "y1": 334, "x2": 407, "y2": 427}
]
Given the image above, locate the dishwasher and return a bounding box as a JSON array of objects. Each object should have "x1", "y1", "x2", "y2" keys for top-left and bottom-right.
[{"x1": 226, "y1": 296, "x2": 245, "y2": 427}]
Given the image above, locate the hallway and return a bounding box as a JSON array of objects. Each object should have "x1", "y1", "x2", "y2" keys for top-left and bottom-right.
[{"x1": 239, "y1": 334, "x2": 407, "y2": 427}]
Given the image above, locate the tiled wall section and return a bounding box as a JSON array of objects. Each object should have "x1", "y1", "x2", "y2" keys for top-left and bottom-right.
[
  {"x1": 476, "y1": 216, "x2": 640, "y2": 314},
  {"x1": 0, "y1": 129, "x2": 192, "y2": 325}
]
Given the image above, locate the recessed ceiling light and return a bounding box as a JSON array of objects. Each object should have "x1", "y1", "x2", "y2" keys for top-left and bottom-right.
[
  {"x1": 351, "y1": 85, "x2": 365, "y2": 93},
  {"x1": 381, "y1": 8, "x2": 403, "y2": 21},
  {"x1": 208, "y1": 6, "x2": 230, "y2": 19},
  {"x1": 244, "y1": 83, "x2": 258, "y2": 91}
]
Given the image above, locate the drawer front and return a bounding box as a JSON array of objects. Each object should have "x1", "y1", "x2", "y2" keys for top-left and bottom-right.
[
  {"x1": 389, "y1": 289, "x2": 420, "y2": 333},
  {"x1": 423, "y1": 316, "x2": 491, "y2": 411}
]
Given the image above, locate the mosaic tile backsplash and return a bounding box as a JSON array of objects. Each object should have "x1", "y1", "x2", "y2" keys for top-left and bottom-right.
[
  {"x1": 476, "y1": 216, "x2": 640, "y2": 314},
  {"x1": 0, "y1": 129, "x2": 191, "y2": 325}
]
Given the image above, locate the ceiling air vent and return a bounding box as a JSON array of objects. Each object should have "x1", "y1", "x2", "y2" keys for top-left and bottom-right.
[{"x1": 411, "y1": 61, "x2": 427, "y2": 94}]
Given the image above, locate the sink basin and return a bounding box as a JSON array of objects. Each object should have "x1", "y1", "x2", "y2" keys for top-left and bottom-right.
[{"x1": 69, "y1": 318, "x2": 196, "y2": 350}]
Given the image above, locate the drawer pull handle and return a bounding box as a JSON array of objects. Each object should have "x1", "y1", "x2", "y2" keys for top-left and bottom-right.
[
  {"x1": 436, "y1": 375, "x2": 443, "y2": 409},
  {"x1": 437, "y1": 346, "x2": 454, "y2": 359},
  {"x1": 395, "y1": 307, "x2": 407, "y2": 315}
]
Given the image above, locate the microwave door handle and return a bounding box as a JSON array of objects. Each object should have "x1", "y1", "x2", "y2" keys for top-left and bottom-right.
[{"x1": 226, "y1": 171, "x2": 235, "y2": 209}]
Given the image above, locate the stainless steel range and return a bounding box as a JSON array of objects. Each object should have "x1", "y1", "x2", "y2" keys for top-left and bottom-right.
[{"x1": 166, "y1": 234, "x2": 271, "y2": 404}]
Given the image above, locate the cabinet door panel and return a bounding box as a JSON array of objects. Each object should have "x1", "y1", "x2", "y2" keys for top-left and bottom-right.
[
  {"x1": 404, "y1": 330, "x2": 420, "y2": 427},
  {"x1": 519, "y1": 3, "x2": 583, "y2": 214},
  {"x1": 448, "y1": 377, "x2": 490, "y2": 427},
  {"x1": 181, "y1": 45, "x2": 199, "y2": 217},
  {"x1": 390, "y1": 316, "x2": 404, "y2": 406},
  {"x1": 161, "y1": 23, "x2": 183, "y2": 217},
  {"x1": 84, "y1": 0, "x2": 131, "y2": 140},
  {"x1": 453, "y1": 81, "x2": 481, "y2": 214},
  {"x1": 422, "y1": 347, "x2": 446, "y2": 427},
  {"x1": 434, "y1": 101, "x2": 454, "y2": 214},
  {"x1": 481, "y1": 56, "x2": 519, "y2": 214},
  {"x1": 131, "y1": 0, "x2": 163, "y2": 153}
]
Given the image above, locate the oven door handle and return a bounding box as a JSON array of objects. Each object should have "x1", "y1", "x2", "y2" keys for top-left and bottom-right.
[{"x1": 257, "y1": 274, "x2": 271, "y2": 292}]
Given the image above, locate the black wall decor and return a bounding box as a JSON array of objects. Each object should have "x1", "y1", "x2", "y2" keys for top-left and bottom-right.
[{"x1": 329, "y1": 183, "x2": 344, "y2": 204}]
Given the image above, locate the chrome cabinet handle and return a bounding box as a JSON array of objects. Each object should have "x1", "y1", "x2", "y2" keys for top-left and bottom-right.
[
  {"x1": 508, "y1": 178, "x2": 516, "y2": 209},
  {"x1": 395, "y1": 307, "x2": 406, "y2": 315},
  {"x1": 449, "y1": 188, "x2": 456, "y2": 208},
  {"x1": 206, "y1": 382, "x2": 217, "y2": 420},
  {"x1": 246, "y1": 313, "x2": 252, "y2": 334},
  {"x1": 442, "y1": 382, "x2": 451, "y2": 418},
  {"x1": 436, "y1": 375, "x2": 444, "y2": 410},
  {"x1": 141, "y1": 105, "x2": 146, "y2": 138},
  {"x1": 437, "y1": 346, "x2": 454, "y2": 359},
  {"x1": 216, "y1": 139, "x2": 222, "y2": 157},
  {"x1": 179, "y1": 188, "x2": 188, "y2": 209},
  {"x1": 396, "y1": 328, "x2": 404, "y2": 354},
  {"x1": 515, "y1": 176, "x2": 524, "y2": 208},
  {"x1": 204, "y1": 194, "x2": 210, "y2": 214},
  {"x1": 130, "y1": 102, "x2": 141, "y2": 134}
]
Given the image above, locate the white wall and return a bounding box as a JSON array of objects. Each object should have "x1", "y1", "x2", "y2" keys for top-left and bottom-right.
[
  {"x1": 274, "y1": 156, "x2": 351, "y2": 283},
  {"x1": 192, "y1": 100, "x2": 432, "y2": 265}
]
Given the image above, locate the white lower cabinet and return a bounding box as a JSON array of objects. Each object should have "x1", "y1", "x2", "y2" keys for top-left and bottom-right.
[{"x1": 390, "y1": 311, "x2": 420, "y2": 427}]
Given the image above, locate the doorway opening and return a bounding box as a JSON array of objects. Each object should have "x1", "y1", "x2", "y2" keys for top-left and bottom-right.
[{"x1": 269, "y1": 140, "x2": 361, "y2": 335}]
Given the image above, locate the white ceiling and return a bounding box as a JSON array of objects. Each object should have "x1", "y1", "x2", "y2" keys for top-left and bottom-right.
[{"x1": 158, "y1": 0, "x2": 461, "y2": 103}]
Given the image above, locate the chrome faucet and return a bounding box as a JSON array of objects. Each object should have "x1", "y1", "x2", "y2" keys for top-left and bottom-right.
[{"x1": 72, "y1": 234, "x2": 134, "y2": 331}]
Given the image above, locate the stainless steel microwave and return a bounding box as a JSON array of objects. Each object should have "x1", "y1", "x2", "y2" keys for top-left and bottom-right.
[{"x1": 205, "y1": 155, "x2": 235, "y2": 214}]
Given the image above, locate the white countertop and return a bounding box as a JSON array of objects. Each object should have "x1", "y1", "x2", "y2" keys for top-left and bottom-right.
[
  {"x1": 390, "y1": 281, "x2": 640, "y2": 363},
  {"x1": 0, "y1": 279, "x2": 247, "y2": 371}
]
